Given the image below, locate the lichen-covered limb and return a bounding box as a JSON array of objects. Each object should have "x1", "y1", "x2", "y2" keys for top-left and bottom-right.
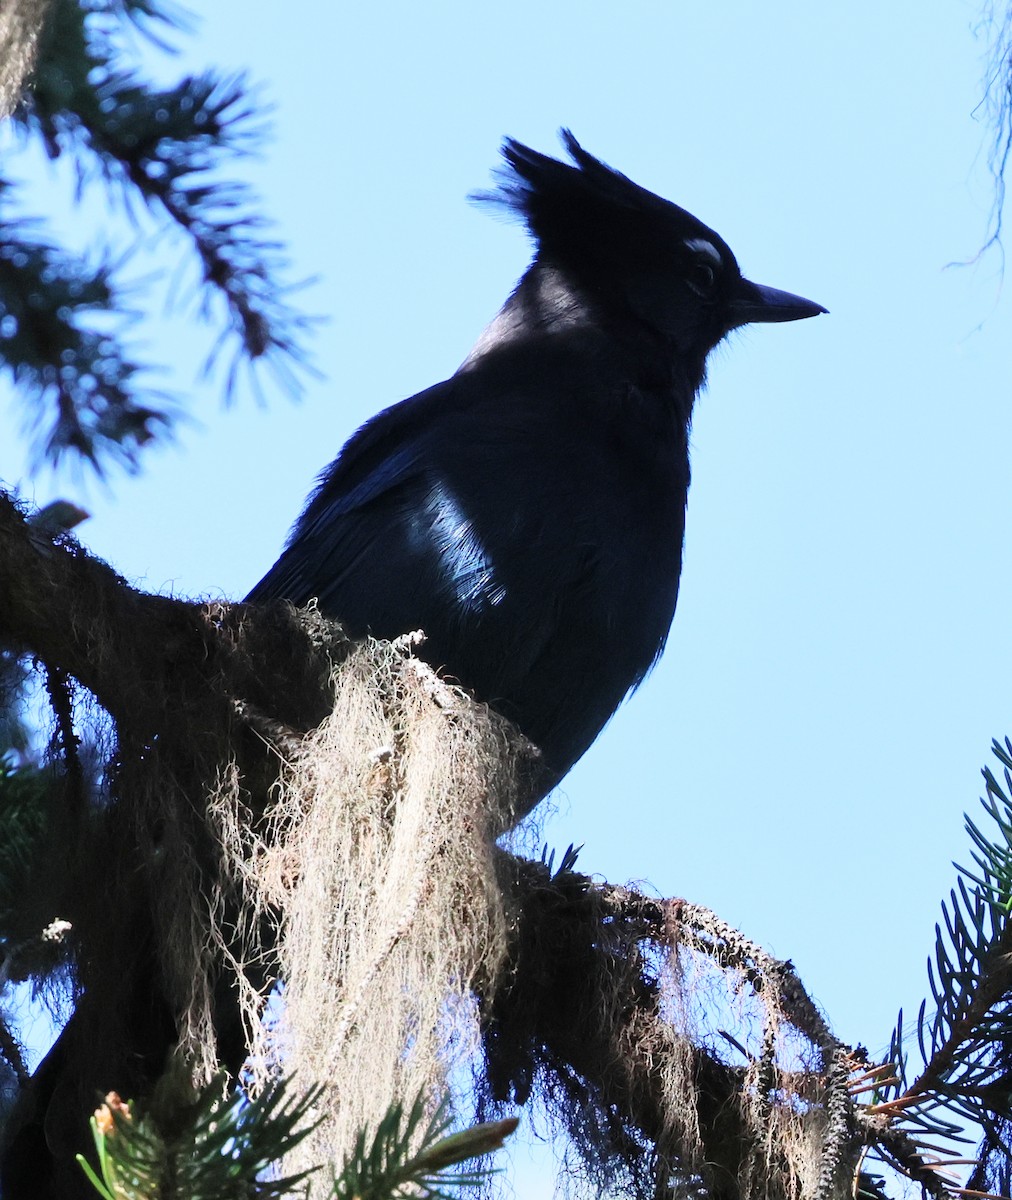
[{"x1": 0, "y1": 487, "x2": 340, "y2": 739}]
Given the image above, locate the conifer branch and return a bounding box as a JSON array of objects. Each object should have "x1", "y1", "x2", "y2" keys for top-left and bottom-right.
[{"x1": 1, "y1": 0, "x2": 315, "y2": 472}]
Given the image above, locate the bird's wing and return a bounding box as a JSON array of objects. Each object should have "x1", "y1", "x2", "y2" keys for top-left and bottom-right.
[
  {"x1": 246, "y1": 381, "x2": 447, "y2": 606},
  {"x1": 246, "y1": 371, "x2": 591, "y2": 689},
  {"x1": 245, "y1": 347, "x2": 686, "y2": 783}
]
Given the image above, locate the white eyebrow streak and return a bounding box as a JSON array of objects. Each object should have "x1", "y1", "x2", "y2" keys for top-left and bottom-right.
[{"x1": 683, "y1": 237, "x2": 722, "y2": 266}]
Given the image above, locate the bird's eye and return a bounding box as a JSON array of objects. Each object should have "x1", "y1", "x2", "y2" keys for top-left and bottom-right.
[
  {"x1": 686, "y1": 258, "x2": 718, "y2": 297},
  {"x1": 682, "y1": 237, "x2": 722, "y2": 298}
]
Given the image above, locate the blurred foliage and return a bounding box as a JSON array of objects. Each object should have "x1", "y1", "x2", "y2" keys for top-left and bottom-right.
[
  {"x1": 76, "y1": 1072, "x2": 517, "y2": 1200},
  {"x1": 1, "y1": 0, "x2": 315, "y2": 474},
  {"x1": 330, "y1": 1093, "x2": 517, "y2": 1200},
  {"x1": 77, "y1": 1069, "x2": 322, "y2": 1199}
]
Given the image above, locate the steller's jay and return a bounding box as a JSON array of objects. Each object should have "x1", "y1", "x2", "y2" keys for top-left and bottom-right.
[
  {"x1": 248, "y1": 131, "x2": 825, "y2": 810},
  {"x1": 0, "y1": 133, "x2": 828, "y2": 1200}
]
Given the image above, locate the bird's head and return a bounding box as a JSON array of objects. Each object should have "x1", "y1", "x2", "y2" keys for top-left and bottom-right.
[{"x1": 480, "y1": 130, "x2": 825, "y2": 381}]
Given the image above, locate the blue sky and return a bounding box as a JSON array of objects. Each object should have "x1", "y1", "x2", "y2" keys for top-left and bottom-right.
[{"x1": 4, "y1": 0, "x2": 1012, "y2": 1190}]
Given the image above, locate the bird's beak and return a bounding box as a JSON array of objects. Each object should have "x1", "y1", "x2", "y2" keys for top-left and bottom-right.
[{"x1": 727, "y1": 279, "x2": 827, "y2": 328}]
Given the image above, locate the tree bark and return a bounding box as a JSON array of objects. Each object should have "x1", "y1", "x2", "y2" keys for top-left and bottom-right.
[{"x1": 0, "y1": 0, "x2": 53, "y2": 119}]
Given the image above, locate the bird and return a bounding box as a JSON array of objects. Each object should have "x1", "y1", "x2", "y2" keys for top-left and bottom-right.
[{"x1": 248, "y1": 131, "x2": 824, "y2": 812}]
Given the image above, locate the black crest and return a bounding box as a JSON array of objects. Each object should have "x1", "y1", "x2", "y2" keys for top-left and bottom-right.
[{"x1": 476, "y1": 129, "x2": 733, "y2": 272}]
